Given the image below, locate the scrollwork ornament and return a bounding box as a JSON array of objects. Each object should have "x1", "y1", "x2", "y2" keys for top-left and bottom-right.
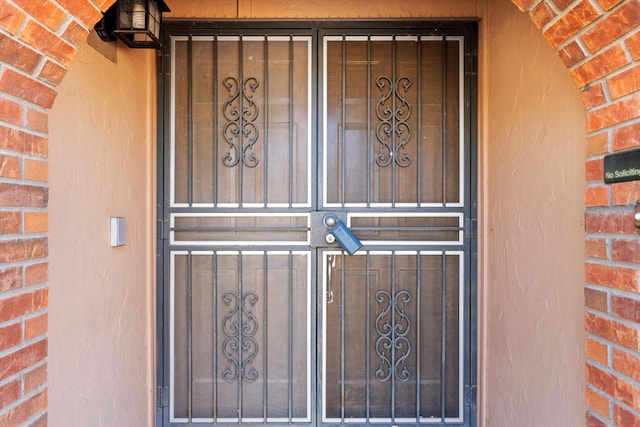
[
  {"x1": 221, "y1": 290, "x2": 260, "y2": 383},
  {"x1": 375, "y1": 76, "x2": 412, "y2": 168},
  {"x1": 222, "y1": 76, "x2": 260, "y2": 168},
  {"x1": 375, "y1": 289, "x2": 411, "y2": 383}
]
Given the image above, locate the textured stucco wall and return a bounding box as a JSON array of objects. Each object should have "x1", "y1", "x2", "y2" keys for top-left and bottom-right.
[
  {"x1": 483, "y1": 0, "x2": 586, "y2": 425},
  {"x1": 48, "y1": 39, "x2": 156, "y2": 426},
  {"x1": 165, "y1": 0, "x2": 483, "y2": 19}
]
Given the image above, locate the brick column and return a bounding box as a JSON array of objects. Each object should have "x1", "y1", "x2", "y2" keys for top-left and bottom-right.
[
  {"x1": 0, "y1": 1, "x2": 113, "y2": 425},
  {"x1": 515, "y1": 0, "x2": 640, "y2": 425}
]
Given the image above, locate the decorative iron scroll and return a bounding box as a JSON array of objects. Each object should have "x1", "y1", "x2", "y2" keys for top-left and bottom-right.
[
  {"x1": 222, "y1": 77, "x2": 260, "y2": 168},
  {"x1": 375, "y1": 289, "x2": 411, "y2": 383},
  {"x1": 222, "y1": 290, "x2": 259, "y2": 383},
  {"x1": 375, "y1": 76, "x2": 412, "y2": 168}
]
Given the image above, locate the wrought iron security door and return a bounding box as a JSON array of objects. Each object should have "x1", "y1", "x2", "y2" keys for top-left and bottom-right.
[{"x1": 159, "y1": 23, "x2": 477, "y2": 427}]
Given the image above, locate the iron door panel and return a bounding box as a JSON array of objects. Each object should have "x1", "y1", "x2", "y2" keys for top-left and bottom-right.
[{"x1": 159, "y1": 23, "x2": 477, "y2": 427}]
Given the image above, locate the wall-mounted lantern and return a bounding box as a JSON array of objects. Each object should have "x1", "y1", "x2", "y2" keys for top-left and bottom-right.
[{"x1": 95, "y1": 0, "x2": 170, "y2": 49}]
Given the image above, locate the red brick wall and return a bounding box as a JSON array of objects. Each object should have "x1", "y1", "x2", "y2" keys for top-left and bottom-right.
[
  {"x1": 512, "y1": 0, "x2": 640, "y2": 425},
  {"x1": 0, "y1": 1, "x2": 115, "y2": 425},
  {"x1": 0, "y1": 0, "x2": 638, "y2": 425},
  {"x1": 513, "y1": 0, "x2": 640, "y2": 425}
]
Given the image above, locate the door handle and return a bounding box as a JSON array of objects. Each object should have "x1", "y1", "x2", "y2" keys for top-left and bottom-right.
[{"x1": 323, "y1": 214, "x2": 362, "y2": 255}]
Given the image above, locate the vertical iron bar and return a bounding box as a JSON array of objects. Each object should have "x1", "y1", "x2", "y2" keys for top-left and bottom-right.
[
  {"x1": 263, "y1": 252, "x2": 268, "y2": 421},
  {"x1": 441, "y1": 251, "x2": 447, "y2": 421},
  {"x1": 239, "y1": 37, "x2": 245, "y2": 206},
  {"x1": 212, "y1": 253, "x2": 218, "y2": 420},
  {"x1": 366, "y1": 251, "x2": 371, "y2": 422},
  {"x1": 187, "y1": 252, "x2": 193, "y2": 422},
  {"x1": 340, "y1": 252, "x2": 346, "y2": 422},
  {"x1": 238, "y1": 252, "x2": 244, "y2": 420},
  {"x1": 417, "y1": 37, "x2": 422, "y2": 206},
  {"x1": 213, "y1": 36, "x2": 219, "y2": 206},
  {"x1": 289, "y1": 36, "x2": 294, "y2": 206},
  {"x1": 442, "y1": 37, "x2": 448, "y2": 206},
  {"x1": 416, "y1": 252, "x2": 422, "y2": 420},
  {"x1": 366, "y1": 36, "x2": 372, "y2": 207},
  {"x1": 187, "y1": 36, "x2": 194, "y2": 206},
  {"x1": 341, "y1": 36, "x2": 346, "y2": 206},
  {"x1": 391, "y1": 36, "x2": 396, "y2": 207},
  {"x1": 288, "y1": 252, "x2": 294, "y2": 421},
  {"x1": 391, "y1": 251, "x2": 396, "y2": 422},
  {"x1": 264, "y1": 38, "x2": 269, "y2": 206}
]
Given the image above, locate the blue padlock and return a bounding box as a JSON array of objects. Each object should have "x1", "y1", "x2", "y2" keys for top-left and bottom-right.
[{"x1": 324, "y1": 215, "x2": 362, "y2": 255}]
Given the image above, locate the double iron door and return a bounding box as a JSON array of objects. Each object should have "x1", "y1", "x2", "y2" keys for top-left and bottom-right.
[{"x1": 160, "y1": 23, "x2": 477, "y2": 426}]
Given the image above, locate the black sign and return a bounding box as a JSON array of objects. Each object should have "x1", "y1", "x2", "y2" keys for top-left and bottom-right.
[{"x1": 604, "y1": 148, "x2": 640, "y2": 184}]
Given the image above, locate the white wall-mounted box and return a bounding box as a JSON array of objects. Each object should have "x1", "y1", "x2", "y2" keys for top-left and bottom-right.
[{"x1": 110, "y1": 217, "x2": 126, "y2": 247}]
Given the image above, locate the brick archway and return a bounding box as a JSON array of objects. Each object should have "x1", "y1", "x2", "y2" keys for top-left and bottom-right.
[{"x1": 0, "y1": 0, "x2": 638, "y2": 425}]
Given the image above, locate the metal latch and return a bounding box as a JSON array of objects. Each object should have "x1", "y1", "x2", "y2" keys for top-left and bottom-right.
[{"x1": 323, "y1": 214, "x2": 362, "y2": 255}]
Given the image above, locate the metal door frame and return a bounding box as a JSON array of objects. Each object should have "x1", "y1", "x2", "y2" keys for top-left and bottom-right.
[{"x1": 156, "y1": 20, "x2": 478, "y2": 427}]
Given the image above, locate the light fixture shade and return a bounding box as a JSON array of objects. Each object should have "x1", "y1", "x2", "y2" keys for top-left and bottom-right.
[{"x1": 111, "y1": 0, "x2": 170, "y2": 49}]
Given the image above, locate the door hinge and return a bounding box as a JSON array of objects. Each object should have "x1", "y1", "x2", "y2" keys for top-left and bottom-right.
[
  {"x1": 157, "y1": 219, "x2": 170, "y2": 241},
  {"x1": 160, "y1": 51, "x2": 170, "y2": 76},
  {"x1": 465, "y1": 384, "x2": 477, "y2": 408},
  {"x1": 465, "y1": 384, "x2": 478, "y2": 427},
  {"x1": 465, "y1": 49, "x2": 478, "y2": 76},
  {"x1": 465, "y1": 218, "x2": 477, "y2": 240},
  {"x1": 157, "y1": 386, "x2": 169, "y2": 408}
]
